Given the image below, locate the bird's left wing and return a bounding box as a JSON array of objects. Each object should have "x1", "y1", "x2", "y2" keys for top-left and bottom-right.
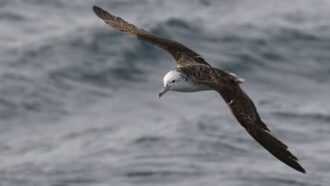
[
  {"x1": 203, "y1": 80, "x2": 306, "y2": 173},
  {"x1": 93, "y1": 6, "x2": 209, "y2": 67}
]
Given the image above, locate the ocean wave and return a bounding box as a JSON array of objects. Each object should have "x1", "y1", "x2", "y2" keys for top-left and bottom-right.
[
  {"x1": 272, "y1": 111, "x2": 330, "y2": 123},
  {"x1": 0, "y1": 11, "x2": 25, "y2": 21}
]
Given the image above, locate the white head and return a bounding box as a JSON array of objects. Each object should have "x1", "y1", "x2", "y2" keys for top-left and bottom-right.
[{"x1": 159, "y1": 70, "x2": 186, "y2": 98}]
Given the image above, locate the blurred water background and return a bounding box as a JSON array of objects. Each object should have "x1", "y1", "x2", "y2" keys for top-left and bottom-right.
[{"x1": 1, "y1": 0, "x2": 330, "y2": 185}]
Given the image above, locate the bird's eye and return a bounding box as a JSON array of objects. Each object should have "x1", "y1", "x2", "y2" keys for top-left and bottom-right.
[{"x1": 171, "y1": 80, "x2": 175, "y2": 83}]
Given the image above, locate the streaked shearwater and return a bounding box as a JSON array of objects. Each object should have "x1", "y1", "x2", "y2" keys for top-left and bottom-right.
[{"x1": 93, "y1": 5, "x2": 306, "y2": 173}]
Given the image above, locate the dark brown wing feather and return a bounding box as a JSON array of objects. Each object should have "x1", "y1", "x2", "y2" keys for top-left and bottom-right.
[
  {"x1": 93, "y1": 6, "x2": 209, "y2": 67},
  {"x1": 203, "y1": 80, "x2": 306, "y2": 173}
]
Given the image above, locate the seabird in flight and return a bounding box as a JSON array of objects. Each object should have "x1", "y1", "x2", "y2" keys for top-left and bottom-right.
[{"x1": 93, "y1": 5, "x2": 306, "y2": 173}]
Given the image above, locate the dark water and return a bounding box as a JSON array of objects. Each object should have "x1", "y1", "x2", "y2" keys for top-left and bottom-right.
[{"x1": 1, "y1": 0, "x2": 330, "y2": 185}]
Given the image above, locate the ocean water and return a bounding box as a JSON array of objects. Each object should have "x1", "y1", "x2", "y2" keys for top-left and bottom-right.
[{"x1": 1, "y1": 0, "x2": 330, "y2": 185}]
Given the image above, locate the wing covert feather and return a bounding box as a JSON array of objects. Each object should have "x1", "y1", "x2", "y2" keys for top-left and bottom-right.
[{"x1": 93, "y1": 6, "x2": 209, "y2": 67}]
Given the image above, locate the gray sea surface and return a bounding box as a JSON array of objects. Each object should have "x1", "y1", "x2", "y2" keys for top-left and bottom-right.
[{"x1": 1, "y1": 0, "x2": 330, "y2": 185}]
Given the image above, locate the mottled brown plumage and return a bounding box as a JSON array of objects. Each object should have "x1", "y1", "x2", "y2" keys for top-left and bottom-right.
[
  {"x1": 93, "y1": 5, "x2": 306, "y2": 173},
  {"x1": 93, "y1": 6, "x2": 209, "y2": 67}
]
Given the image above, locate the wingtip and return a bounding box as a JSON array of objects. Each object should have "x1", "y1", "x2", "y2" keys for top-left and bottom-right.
[
  {"x1": 297, "y1": 165, "x2": 306, "y2": 174},
  {"x1": 93, "y1": 5, "x2": 100, "y2": 10},
  {"x1": 92, "y1": 5, "x2": 102, "y2": 14},
  {"x1": 93, "y1": 5, "x2": 110, "y2": 21}
]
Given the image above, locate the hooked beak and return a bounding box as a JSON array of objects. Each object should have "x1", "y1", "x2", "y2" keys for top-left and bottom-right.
[{"x1": 159, "y1": 86, "x2": 170, "y2": 98}]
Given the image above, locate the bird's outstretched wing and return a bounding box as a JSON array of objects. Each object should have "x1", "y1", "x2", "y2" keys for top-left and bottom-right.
[
  {"x1": 203, "y1": 80, "x2": 306, "y2": 173},
  {"x1": 93, "y1": 6, "x2": 209, "y2": 67}
]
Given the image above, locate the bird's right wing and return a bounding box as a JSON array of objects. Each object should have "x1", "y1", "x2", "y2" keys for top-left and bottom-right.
[
  {"x1": 93, "y1": 6, "x2": 210, "y2": 67},
  {"x1": 203, "y1": 80, "x2": 306, "y2": 173}
]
